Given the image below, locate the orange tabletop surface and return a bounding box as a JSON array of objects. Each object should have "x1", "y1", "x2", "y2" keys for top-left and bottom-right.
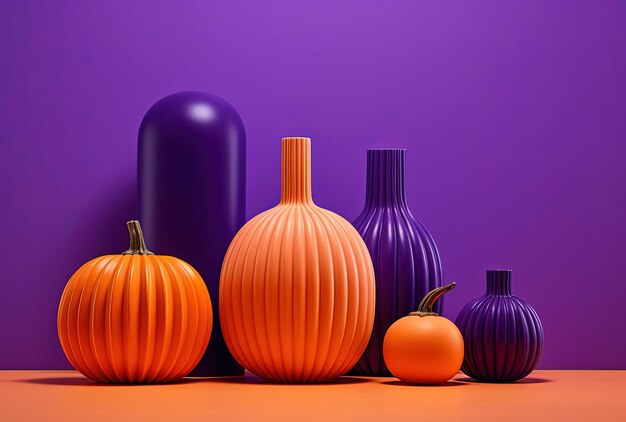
[{"x1": 1, "y1": 370, "x2": 624, "y2": 421}]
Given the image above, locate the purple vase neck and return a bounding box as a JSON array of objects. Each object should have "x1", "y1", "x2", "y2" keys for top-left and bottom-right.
[
  {"x1": 486, "y1": 270, "x2": 513, "y2": 295},
  {"x1": 365, "y1": 148, "x2": 408, "y2": 208}
]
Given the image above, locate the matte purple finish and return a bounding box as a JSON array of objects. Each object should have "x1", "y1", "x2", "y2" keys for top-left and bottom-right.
[
  {"x1": 351, "y1": 149, "x2": 442, "y2": 376},
  {"x1": 1, "y1": 2, "x2": 625, "y2": 370},
  {"x1": 138, "y1": 92, "x2": 245, "y2": 376},
  {"x1": 456, "y1": 270, "x2": 544, "y2": 382}
]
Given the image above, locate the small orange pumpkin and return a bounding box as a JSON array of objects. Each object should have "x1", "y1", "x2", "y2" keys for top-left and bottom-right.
[
  {"x1": 57, "y1": 220, "x2": 212, "y2": 383},
  {"x1": 383, "y1": 283, "x2": 463, "y2": 385}
]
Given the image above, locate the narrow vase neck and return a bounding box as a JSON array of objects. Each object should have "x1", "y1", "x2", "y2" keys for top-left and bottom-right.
[
  {"x1": 365, "y1": 149, "x2": 408, "y2": 207},
  {"x1": 486, "y1": 270, "x2": 512, "y2": 295},
  {"x1": 280, "y1": 137, "x2": 313, "y2": 204}
]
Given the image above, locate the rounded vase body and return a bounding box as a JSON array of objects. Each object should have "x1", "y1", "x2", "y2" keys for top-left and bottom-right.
[
  {"x1": 138, "y1": 91, "x2": 245, "y2": 376},
  {"x1": 219, "y1": 137, "x2": 376, "y2": 383},
  {"x1": 455, "y1": 270, "x2": 544, "y2": 382},
  {"x1": 351, "y1": 149, "x2": 443, "y2": 376}
]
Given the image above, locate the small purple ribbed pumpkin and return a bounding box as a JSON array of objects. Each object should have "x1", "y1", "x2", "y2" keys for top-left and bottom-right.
[{"x1": 455, "y1": 270, "x2": 543, "y2": 382}]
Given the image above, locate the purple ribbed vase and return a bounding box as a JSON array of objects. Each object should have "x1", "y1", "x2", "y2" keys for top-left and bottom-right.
[
  {"x1": 351, "y1": 149, "x2": 443, "y2": 376},
  {"x1": 455, "y1": 270, "x2": 544, "y2": 382}
]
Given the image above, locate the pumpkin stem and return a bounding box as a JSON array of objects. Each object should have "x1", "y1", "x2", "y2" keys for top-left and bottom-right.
[
  {"x1": 409, "y1": 282, "x2": 456, "y2": 317},
  {"x1": 122, "y1": 220, "x2": 154, "y2": 255}
]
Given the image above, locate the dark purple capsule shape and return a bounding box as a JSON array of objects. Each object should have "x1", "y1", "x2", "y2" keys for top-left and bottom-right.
[
  {"x1": 456, "y1": 270, "x2": 544, "y2": 382},
  {"x1": 351, "y1": 148, "x2": 443, "y2": 376},
  {"x1": 138, "y1": 91, "x2": 245, "y2": 376}
]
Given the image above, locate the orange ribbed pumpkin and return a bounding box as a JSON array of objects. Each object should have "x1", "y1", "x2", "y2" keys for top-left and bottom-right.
[
  {"x1": 57, "y1": 221, "x2": 212, "y2": 383},
  {"x1": 219, "y1": 137, "x2": 376, "y2": 383}
]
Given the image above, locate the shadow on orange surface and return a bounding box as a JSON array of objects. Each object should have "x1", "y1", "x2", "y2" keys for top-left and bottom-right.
[
  {"x1": 381, "y1": 380, "x2": 467, "y2": 387},
  {"x1": 17, "y1": 375, "x2": 373, "y2": 387},
  {"x1": 14, "y1": 372, "x2": 553, "y2": 387},
  {"x1": 18, "y1": 377, "x2": 206, "y2": 387},
  {"x1": 200, "y1": 375, "x2": 372, "y2": 385},
  {"x1": 457, "y1": 376, "x2": 553, "y2": 384}
]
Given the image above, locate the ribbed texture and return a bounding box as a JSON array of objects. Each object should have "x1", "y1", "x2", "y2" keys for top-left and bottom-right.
[
  {"x1": 455, "y1": 270, "x2": 544, "y2": 382},
  {"x1": 365, "y1": 148, "x2": 408, "y2": 207},
  {"x1": 280, "y1": 137, "x2": 312, "y2": 204},
  {"x1": 57, "y1": 255, "x2": 212, "y2": 383},
  {"x1": 351, "y1": 149, "x2": 443, "y2": 376},
  {"x1": 219, "y1": 137, "x2": 376, "y2": 383},
  {"x1": 487, "y1": 270, "x2": 512, "y2": 295}
]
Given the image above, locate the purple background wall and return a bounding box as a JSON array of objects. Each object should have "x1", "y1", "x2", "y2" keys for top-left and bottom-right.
[{"x1": 1, "y1": 1, "x2": 625, "y2": 369}]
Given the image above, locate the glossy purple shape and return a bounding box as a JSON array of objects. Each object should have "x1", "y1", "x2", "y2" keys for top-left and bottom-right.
[
  {"x1": 138, "y1": 92, "x2": 245, "y2": 376},
  {"x1": 456, "y1": 270, "x2": 544, "y2": 382},
  {"x1": 351, "y1": 149, "x2": 443, "y2": 376}
]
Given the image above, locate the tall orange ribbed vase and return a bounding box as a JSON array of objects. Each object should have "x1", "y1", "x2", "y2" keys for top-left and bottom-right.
[{"x1": 219, "y1": 137, "x2": 376, "y2": 383}]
